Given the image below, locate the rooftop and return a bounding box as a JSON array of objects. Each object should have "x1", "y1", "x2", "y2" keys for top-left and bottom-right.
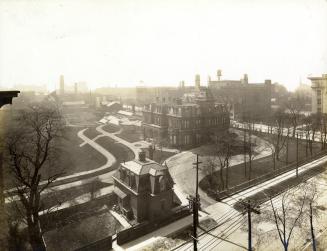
[{"x1": 121, "y1": 157, "x2": 167, "y2": 176}]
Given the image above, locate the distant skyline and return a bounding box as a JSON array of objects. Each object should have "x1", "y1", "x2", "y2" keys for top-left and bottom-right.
[{"x1": 0, "y1": 0, "x2": 326, "y2": 91}]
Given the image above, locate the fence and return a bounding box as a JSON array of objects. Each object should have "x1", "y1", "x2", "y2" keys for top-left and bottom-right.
[
  {"x1": 74, "y1": 236, "x2": 112, "y2": 251},
  {"x1": 215, "y1": 149, "x2": 327, "y2": 200},
  {"x1": 116, "y1": 206, "x2": 190, "y2": 245}
]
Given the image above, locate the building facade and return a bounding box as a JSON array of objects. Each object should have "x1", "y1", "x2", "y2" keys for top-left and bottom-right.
[
  {"x1": 309, "y1": 74, "x2": 327, "y2": 114},
  {"x1": 142, "y1": 87, "x2": 230, "y2": 148},
  {"x1": 112, "y1": 152, "x2": 175, "y2": 223},
  {"x1": 208, "y1": 71, "x2": 272, "y2": 121}
]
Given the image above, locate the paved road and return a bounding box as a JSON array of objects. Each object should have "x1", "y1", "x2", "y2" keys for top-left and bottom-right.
[
  {"x1": 165, "y1": 129, "x2": 273, "y2": 208},
  {"x1": 232, "y1": 120, "x2": 323, "y2": 142},
  {"x1": 173, "y1": 154, "x2": 327, "y2": 251}
]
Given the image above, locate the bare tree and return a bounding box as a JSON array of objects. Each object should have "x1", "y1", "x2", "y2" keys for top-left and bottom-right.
[
  {"x1": 201, "y1": 157, "x2": 220, "y2": 191},
  {"x1": 284, "y1": 97, "x2": 305, "y2": 138},
  {"x1": 269, "y1": 187, "x2": 307, "y2": 251},
  {"x1": 308, "y1": 113, "x2": 321, "y2": 156},
  {"x1": 5, "y1": 104, "x2": 64, "y2": 251},
  {"x1": 271, "y1": 109, "x2": 289, "y2": 161},
  {"x1": 215, "y1": 133, "x2": 233, "y2": 190},
  {"x1": 319, "y1": 114, "x2": 327, "y2": 150}
]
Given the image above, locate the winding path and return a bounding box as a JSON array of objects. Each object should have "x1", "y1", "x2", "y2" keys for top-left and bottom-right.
[
  {"x1": 96, "y1": 124, "x2": 140, "y2": 158},
  {"x1": 165, "y1": 129, "x2": 273, "y2": 208}
]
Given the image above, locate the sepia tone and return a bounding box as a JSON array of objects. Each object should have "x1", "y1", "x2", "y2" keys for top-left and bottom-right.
[{"x1": 0, "y1": 0, "x2": 327, "y2": 251}]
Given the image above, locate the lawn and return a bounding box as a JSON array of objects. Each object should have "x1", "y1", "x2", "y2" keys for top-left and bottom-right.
[
  {"x1": 44, "y1": 204, "x2": 122, "y2": 251},
  {"x1": 199, "y1": 132, "x2": 323, "y2": 198},
  {"x1": 102, "y1": 124, "x2": 120, "y2": 133},
  {"x1": 116, "y1": 127, "x2": 144, "y2": 143},
  {"x1": 3, "y1": 127, "x2": 107, "y2": 189},
  {"x1": 83, "y1": 127, "x2": 102, "y2": 139},
  {"x1": 95, "y1": 137, "x2": 135, "y2": 168}
]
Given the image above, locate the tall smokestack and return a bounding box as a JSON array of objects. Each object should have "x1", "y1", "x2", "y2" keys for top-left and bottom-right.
[
  {"x1": 217, "y1": 69, "x2": 222, "y2": 81},
  {"x1": 60, "y1": 75, "x2": 64, "y2": 95},
  {"x1": 74, "y1": 83, "x2": 78, "y2": 95},
  {"x1": 195, "y1": 74, "x2": 200, "y2": 89}
]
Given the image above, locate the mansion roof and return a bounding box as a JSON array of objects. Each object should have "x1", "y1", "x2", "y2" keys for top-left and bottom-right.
[{"x1": 121, "y1": 158, "x2": 167, "y2": 176}]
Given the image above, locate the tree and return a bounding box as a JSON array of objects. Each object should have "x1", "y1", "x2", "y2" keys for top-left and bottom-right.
[
  {"x1": 5, "y1": 104, "x2": 64, "y2": 251},
  {"x1": 319, "y1": 114, "x2": 327, "y2": 150},
  {"x1": 271, "y1": 109, "x2": 289, "y2": 160},
  {"x1": 215, "y1": 133, "x2": 234, "y2": 190},
  {"x1": 284, "y1": 97, "x2": 305, "y2": 138},
  {"x1": 202, "y1": 157, "x2": 220, "y2": 191},
  {"x1": 269, "y1": 186, "x2": 307, "y2": 251}
]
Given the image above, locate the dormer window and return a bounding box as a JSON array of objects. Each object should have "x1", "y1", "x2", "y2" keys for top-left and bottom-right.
[{"x1": 130, "y1": 173, "x2": 136, "y2": 189}]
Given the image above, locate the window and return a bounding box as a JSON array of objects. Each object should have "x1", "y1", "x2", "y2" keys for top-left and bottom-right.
[
  {"x1": 160, "y1": 177, "x2": 166, "y2": 191},
  {"x1": 130, "y1": 173, "x2": 136, "y2": 189}
]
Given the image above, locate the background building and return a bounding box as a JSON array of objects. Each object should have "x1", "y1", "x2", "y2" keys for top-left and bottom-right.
[
  {"x1": 309, "y1": 74, "x2": 327, "y2": 114},
  {"x1": 208, "y1": 70, "x2": 272, "y2": 121}
]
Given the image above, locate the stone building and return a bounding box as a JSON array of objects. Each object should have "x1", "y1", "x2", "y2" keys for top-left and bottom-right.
[
  {"x1": 112, "y1": 152, "x2": 175, "y2": 223},
  {"x1": 142, "y1": 87, "x2": 230, "y2": 148},
  {"x1": 208, "y1": 71, "x2": 272, "y2": 121},
  {"x1": 309, "y1": 74, "x2": 327, "y2": 114}
]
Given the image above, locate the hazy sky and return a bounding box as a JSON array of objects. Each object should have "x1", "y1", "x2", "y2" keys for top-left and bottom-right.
[{"x1": 1, "y1": 0, "x2": 327, "y2": 91}]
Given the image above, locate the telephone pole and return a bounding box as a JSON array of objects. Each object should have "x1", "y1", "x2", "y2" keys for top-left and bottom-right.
[
  {"x1": 239, "y1": 200, "x2": 260, "y2": 251},
  {"x1": 188, "y1": 154, "x2": 202, "y2": 251},
  {"x1": 296, "y1": 133, "x2": 299, "y2": 177}
]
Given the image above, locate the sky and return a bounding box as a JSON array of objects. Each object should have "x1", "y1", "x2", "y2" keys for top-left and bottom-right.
[{"x1": 0, "y1": 0, "x2": 327, "y2": 91}]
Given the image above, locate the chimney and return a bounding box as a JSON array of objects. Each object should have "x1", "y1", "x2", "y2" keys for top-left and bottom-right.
[
  {"x1": 243, "y1": 74, "x2": 248, "y2": 84},
  {"x1": 217, "y1": 69, "x2": 222, "y2": 81},
  {"x1": 195, "y1": 74, "x2": 201, "y2": 89},
  {"x1": 139, "y1": 151, "x2": 146, "y2": 162}
]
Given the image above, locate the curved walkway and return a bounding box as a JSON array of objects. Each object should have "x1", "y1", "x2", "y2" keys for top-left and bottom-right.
[
  {"x1": 96, "y1": 124, "x2": 140, "y2": 158},
  {"x1": 165, "y1": 129, "x2": 273, "y2": 208},
  {"x1": 5, "y1": 128, "x2": 117, "y2": 195}
]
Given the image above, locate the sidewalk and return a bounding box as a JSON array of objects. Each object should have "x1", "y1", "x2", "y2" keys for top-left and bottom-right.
[{"x1": 96, "y1": 124, "x2": 140, "y2": 158}]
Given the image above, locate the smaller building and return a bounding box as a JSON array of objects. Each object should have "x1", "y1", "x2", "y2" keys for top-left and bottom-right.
[
  {"x1": 309, "y1": 74, "x2": 327, "y2": 114},
  {"x1": 112, "y1": 152, "x2": 175, "y2": 223}
]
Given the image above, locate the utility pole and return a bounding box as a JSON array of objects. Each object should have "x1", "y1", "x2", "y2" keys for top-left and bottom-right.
[
  {"x1": 310, "y1": 202, "x2": 317, "y2": 251},
  {"x1": 247, "y1": 203, "x2": 252, "y2": 251},
  {"x1": 240, "y1": 200, "x2": 260, "y2": 251},
  {"x1": 189, "y1": 154, "x2": 202, "y2": 251},
  {"x1": 286, "y1": 131, "x2": 289, "y2": 164},
  {"x1": 296, "y1": 133, "x2": 299, "y2": 177},
  {"x1": 194, "y1": 154, "x2": 202, "y2": 200}
]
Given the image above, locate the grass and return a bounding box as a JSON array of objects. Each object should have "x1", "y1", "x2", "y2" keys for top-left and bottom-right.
[
  {"x1": 95, "y1": 137, "x2": 135, "y2": 167},
  {"x1": 83, "y1": 127, "x2": 102, "y2": 139},
  {"x1": 43, "y1": 205, "x2": 122, "y2": 251},
  {"x1": 57, "y1": 127, "x2": 107, "y2": 175},
  {"x1": 3, "y1": 127, "x2": 107, "y2": 189},
  {"x1": 102, "y1": 124, "x2": 120, "y2": 133},
  {"x1": 199, "y1": 133, "x2": 322, "y2": 197},
  {"x1": 116, "y1": 127, "x2": 144, "y2": 143}
]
